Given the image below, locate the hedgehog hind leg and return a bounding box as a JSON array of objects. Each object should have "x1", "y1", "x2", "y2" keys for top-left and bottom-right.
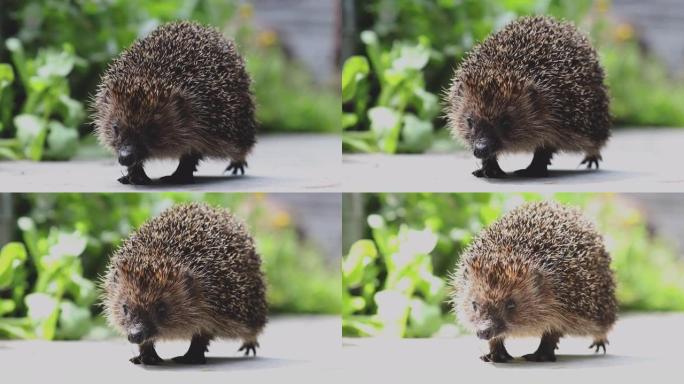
[
  {"x1": 225, "y1": 159, "x2": 248, "y2": 176},
  {"x1": 589, "y1": 337, "x2": 608, "y2": 354},
  {"x1": 130, "y1": 341, "x2": 163, "y2": 365},
  {"x1": 472, "y1": 157, "x2": 507, "y2": 179},
  {"x1": 580, "y1": 153, "x2": 603, "y2": 169},
  {"x1": 172, "y1": 334, "x2": 212, "y2": 364},
  {"x1": 522, "y1": 332, "x2": 561, "y2": 362},
  {"x1": 481, "y1": 338, "x2": 513, "y2": 363},
  {"x1": 160, "y1": 153, "x2": 202, "y2": 184},
  {"x1": 514, "y1": 147, "x2": 555, "y2": 178},
  {"x1": 238, "y1": 337, "x2": 260, "y2": 357}
]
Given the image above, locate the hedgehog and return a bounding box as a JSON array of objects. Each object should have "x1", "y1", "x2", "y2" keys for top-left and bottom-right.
[
  {"x1": 93, "y1": 21, "x2": 257, "y2": 185},
  {"x1": 445, "y1": 16, "x2": 611, "y2": 178},
  {"x1": 451, "y1": 201, "x2": 616, "y2": 363},
  {"x1": 102, "y1": 203, "x2": 267, "y2": 365}
]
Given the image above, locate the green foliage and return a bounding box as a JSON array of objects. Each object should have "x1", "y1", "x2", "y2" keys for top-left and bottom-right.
[
  {"x1": 343, "y1": 193, "x2": 684, "y2": 337},
  {"x1": 0, "y1": 38, "x2": 84, "y2": 160},
  {"x1": 0, "y1": 193, "x2": 340, "y2": 340},
  {"x1": 344, "y1": 0, "x2": 684, "y2": 153}
]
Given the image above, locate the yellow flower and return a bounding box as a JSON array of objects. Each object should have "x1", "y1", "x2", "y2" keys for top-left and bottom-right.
[
  {"x1": 596, "y1": 0, "x2": 610, "y2": 14},
  {"x1": 615, "y1": 23, "x2": 634, "y2": 42},
  {"x1": 239, "y1": 4, "x2": 253, "y2": 20},
  {"x1": 272, "y1": 211, "x2": 291, "y2": 228},
  {"x1": 258, "y1": 30, "x2": 279, "y2": 48}
]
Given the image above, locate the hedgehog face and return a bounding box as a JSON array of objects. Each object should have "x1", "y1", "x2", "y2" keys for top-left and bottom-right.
[
  {"x1": 455, "y1": 258, "x2": 548, "y2": 340},
  {"x1": 96, "y1": 81, "x2": 191, "y2": 165},
  {"x1": 104, "y1": 259, "x2": 201, "y2": 344},
  {"x1": 452, "y1": 76, "x2": 547, "y2": 157}
]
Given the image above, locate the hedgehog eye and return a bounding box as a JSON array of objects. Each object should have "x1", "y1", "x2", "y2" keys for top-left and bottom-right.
[
  {"x1": 466, "y1": 116, "x2": 474, "y2": 130},
  {"x1": 122, "y1": 304, "x2": 129, "y2": 316},
  {"x1": 112, "y1": 122, "x2": 120, "y2": 136},
  {"x1": 471, "y1": 301, "x2": 478, "y2": 311},
  {"x1": 156, "y1": 302, "x2": 167, "y2": 319},
  {"x1": 499, "y1": 117, "x2": 511, "y2": 131},
  {"x1": 505, "y1": 299, "x2": 516, "y2": 311}
]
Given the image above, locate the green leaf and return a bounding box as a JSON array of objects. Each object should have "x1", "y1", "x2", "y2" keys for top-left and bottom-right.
[
  {"x1": 14, "y1": 114, "x2": 48, "y2": 160},
  {"x1": 400, "y1": 114, "x2": 433, "y2": 153},
  {"x1": 57, "y1": 300, "x2": 92, "y2": 340},
  {"x1": 25, "y1": 293, "x2": 60, "y2": 340},
  {"x1": 342, "y1": 56, "x2": 370, "y2": 102},
  {"x1": 368, "y1": 106, "x2": 402, "y2": 153},
  {"x1": 0, "y1": 63, "x2": 14, "y2": 90},
  {"x1": 0, "y1": 242, "x2": 28, "y2": 288},
  {"x1": 343, "y1": 240, "x2": 378, "y2": 286},
  {"x1": 45, "y1": 120, "x2": 79, "y2": 160}
]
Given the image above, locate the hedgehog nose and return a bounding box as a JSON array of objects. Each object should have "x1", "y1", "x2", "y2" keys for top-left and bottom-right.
[
  {"x1": 127, "y1": 329, "x2": 145, "y2": 344},
  {"x1": 476, "y1": 328, "x2": 495, "y2": 340},
  {"x1": 118, "y1": 146, "x2": 136, "y2": 166},
  {"x1": 473, "y1": 140, "x2": 491, "y2": 159}
]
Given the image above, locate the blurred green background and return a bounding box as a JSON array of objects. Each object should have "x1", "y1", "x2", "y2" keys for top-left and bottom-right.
[
  {"x1": 342, "y1": 0, "x2": 684, "y2": 153},
  {"x1": 0, "y1": 193, "x2": 341, "y2": 340},
  {"x1": 342, "y1": 193, "x2": 684, "y2": 338},
  {"x1": 0, "y1": 0, "x2": 340, "y2": 161}
]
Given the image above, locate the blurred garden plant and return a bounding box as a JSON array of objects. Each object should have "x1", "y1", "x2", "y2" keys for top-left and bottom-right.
[
  {"x1": 0, "y1": 193, "x2": 340, "y2": 340},
  {"x1": 343, "y1": 193, "x2": 684, "y2": 337},
  {"x1": 343, "y1": 0, "x2": 684, "y2": 153}
]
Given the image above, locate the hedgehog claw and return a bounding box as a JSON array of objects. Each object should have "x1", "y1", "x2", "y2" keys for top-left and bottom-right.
[
  {"x1": 238, "y1": 341, "x2": 259, "y2": 357},
  {"x1": 589, "y1": 340, "x2": 607, "y2": 354},
  {"x1": 580, "y1": 155, "x2": 602, "y2": 170},
  {"x1": 119, "y1": 165, "x2": 151, "y2": 185},
  {"x1": 225, "y1": 161, "x2": 247, "y2": 176}
]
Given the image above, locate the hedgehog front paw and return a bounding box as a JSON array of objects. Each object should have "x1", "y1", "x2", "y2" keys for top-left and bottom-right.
[
  {"x1": 480, "y1": 350, "x2": 513, "y2": 363},
  {"x1": 225, "y1": 160, "x2": 247, "y2": 176},
  {"x1": 130, "y1": 353, "x2": 163, "y2": 365},
  {"x1": 118, "y1": 171, "x2": 151, "y2": 185},
  {"x1": 522, "y1": 350, "x2": 556, "y2": 362},
  {"x1": 472, "y1": 167, "x2": 507, "y2": 179},
  {"x1": 238, "y1": 341, "x2": 259, "y2": 356}
]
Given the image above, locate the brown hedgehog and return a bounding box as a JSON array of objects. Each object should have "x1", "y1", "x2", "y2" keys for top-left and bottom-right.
[
  {"x1": 93, "y1": 21, "x2": 256, "y2": 185},
  {"x1": 445, "y1": 16, "x2": 611, "y2": 178},
  {"x1": 102, "y1": 203, "x2": 267, "y2": 365},
  {"x1": 451, "y1": 201, "x2": 616, "y2": 363}
]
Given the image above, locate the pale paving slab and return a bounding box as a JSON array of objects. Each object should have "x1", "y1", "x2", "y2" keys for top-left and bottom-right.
[
  {"x1": 0, "y1": 316, "x2": 343, "y2": 383},
  {"x1": 342, "y1": 313, "x2": 684, "y2": 383},
  {"x1": 0, "y1": 134, "x2": 341, "y2": 192},
  {"x1": 342, "y1": 129, "x2": 684, "y2": 192}
]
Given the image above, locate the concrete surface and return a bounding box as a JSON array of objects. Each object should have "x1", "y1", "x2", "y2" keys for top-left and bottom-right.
[
  {"x1": 0, "y1": 316, "x2": 343, "y2": 383},
  {"x1": 0, "y1": 134, "x2": 340, "y2": 192},
  {"x1": 342, "y1": 129, "x2": 684, "y2": 192},
  {"x1": 342, "y1": 313, "x2": 684, "y2": 383}
]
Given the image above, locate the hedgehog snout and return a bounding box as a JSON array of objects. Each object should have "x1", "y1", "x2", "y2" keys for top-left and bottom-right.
[
  {"x1": 127, "y1": 322, "x2": 156, "y2": 344},
  {"x1": 473, "y1": 138, "x2": 495, "y2": 159},
  {"x1": 475, "y1": 318, "x2": 505, "y2": 340},
  {"x1": 118, "y1": 145, "x2": 143, "y2": 166}
]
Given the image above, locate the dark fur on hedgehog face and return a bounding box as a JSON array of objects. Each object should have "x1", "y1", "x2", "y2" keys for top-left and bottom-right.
[
  {"x1": 456, "y1": 258, "x2": 550, "y2": 340},
  {"x1": 453, "y1": 75, "x2": 549, "y2": 159},
  {"x1": 98, "y1": 81, "x2": 192, "y2": 167},
  {"x1": 106, "y1": 258, "x2": 200, "y2": 344}
]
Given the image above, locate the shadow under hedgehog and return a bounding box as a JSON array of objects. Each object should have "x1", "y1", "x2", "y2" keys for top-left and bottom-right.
[
  {"x1": 102, "y1": 203, "x2": 267, "y2": 365},
  {"x1": 446, "y1": 16, "x2": 611, "y2": 178},
  {"x1": 93, "y1": 21, "x2": 256, "y2": 185}
]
